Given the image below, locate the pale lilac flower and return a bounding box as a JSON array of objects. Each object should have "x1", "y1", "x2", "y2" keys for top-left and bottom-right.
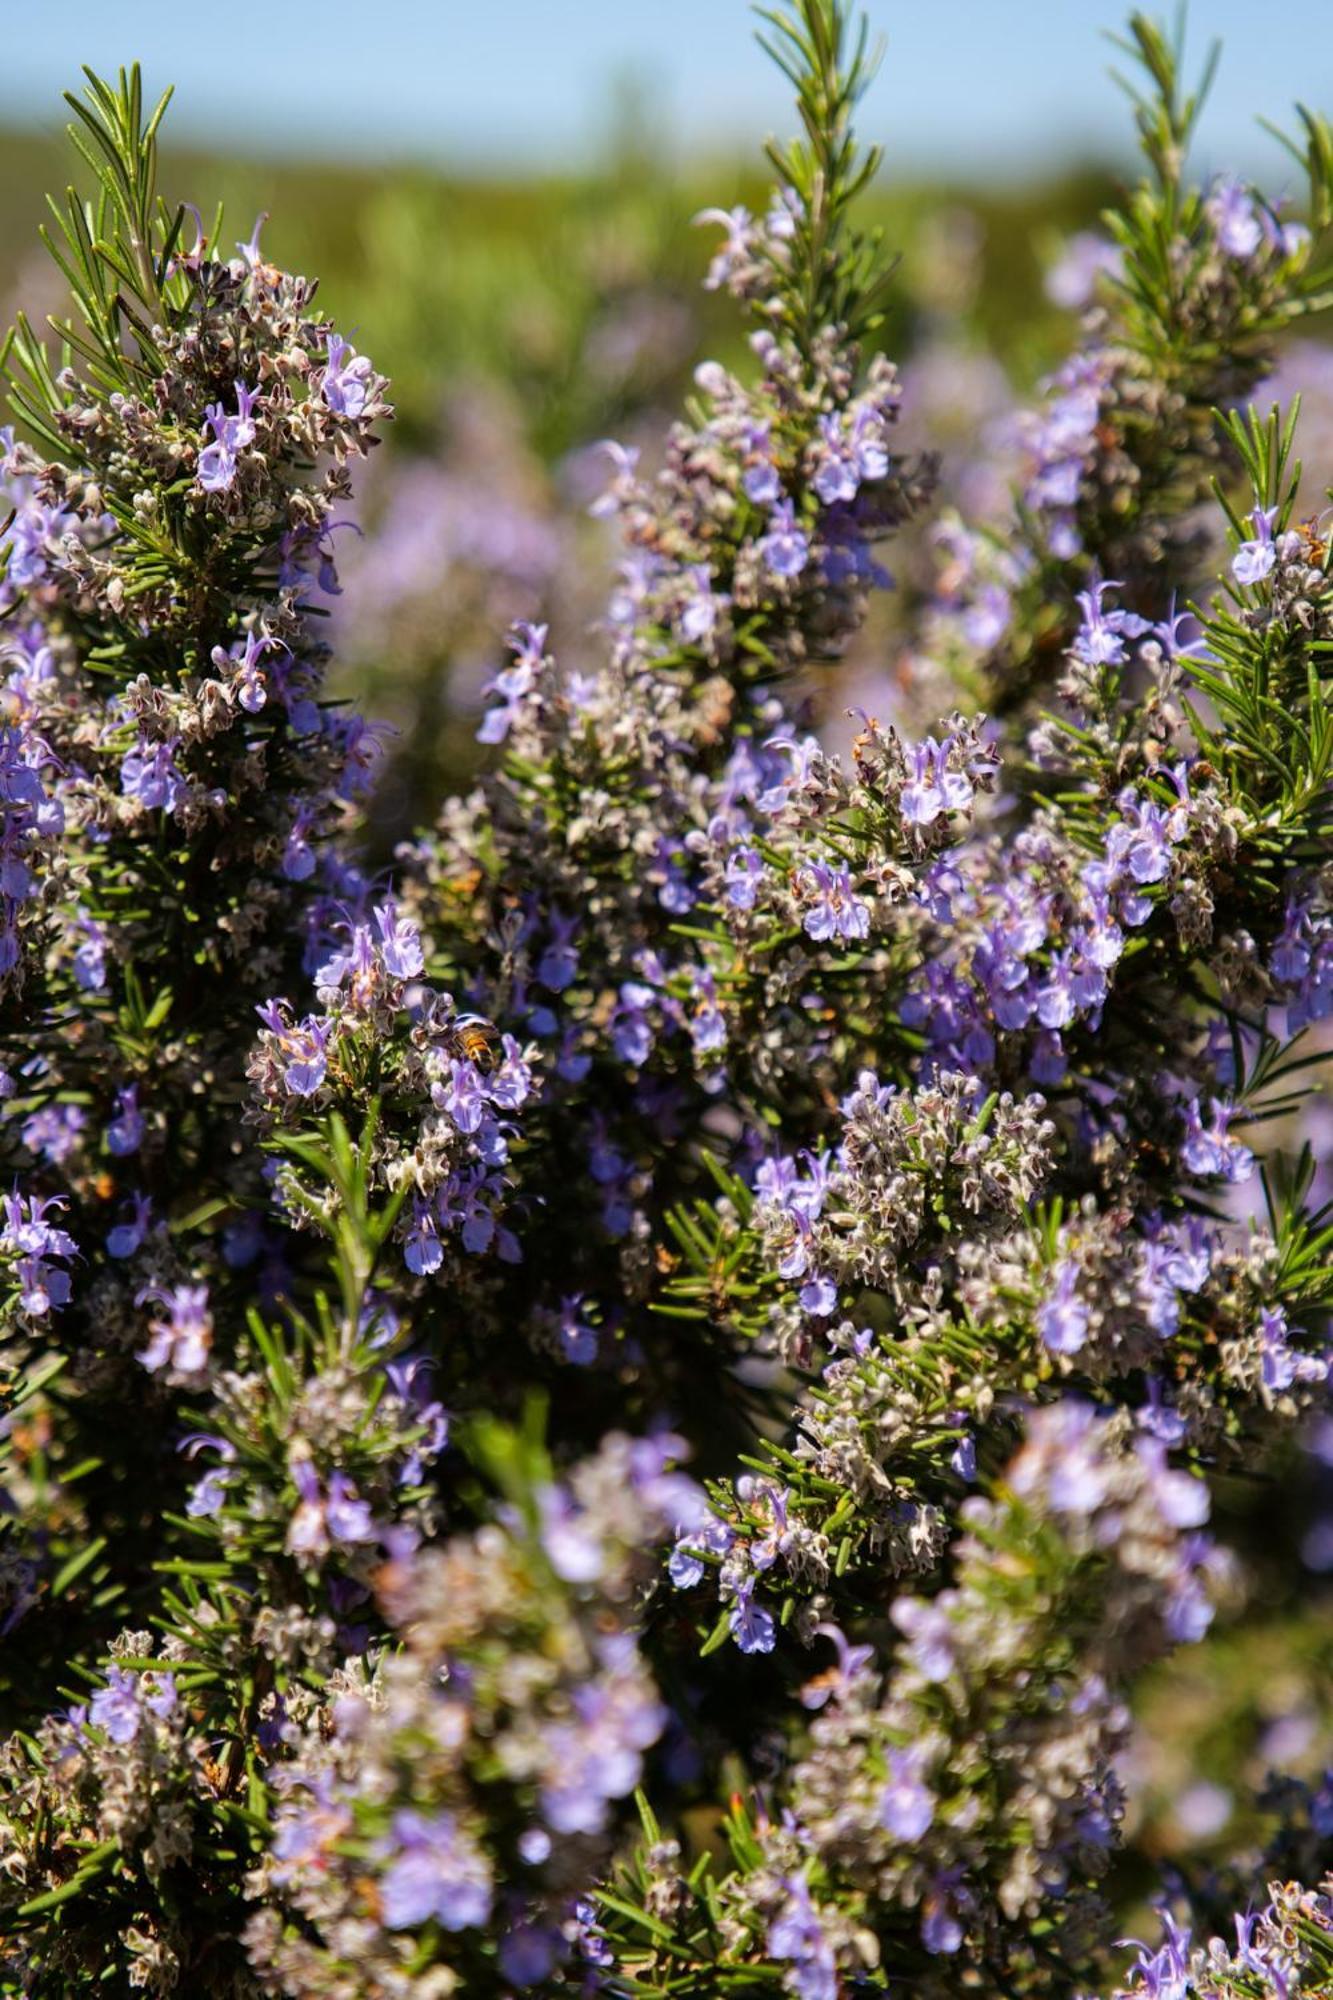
[
  {"x1": 71, "y1": 916, "x2": 108, "y2": 992},
  {"x1": 22, "y1": 1103, "x2": 85, "y2": 1166},
  {"x1": 881, "y1": 1746, "x2": 936, "y2": 1841},
  {"x1": 694, "y1": 204, "x2": 755, "y2": 290},
  {"x1": 1045, "y1": 230, "x2": 1124, "y2": 308},
  {"x1": 379, "y1": 1810, "x2": 492, "y2": 1932},
  {"x1": 181, "y1": 1433, "x2": 237, "y2": 1519},
  {"x1": 900, "y1": 739, "x2": 973, "y2": 827},
  {"x1": 799, "y1": 1622, "x2": 874, "y2": 1710},
  {"x1": 768, "y1": 1874, "x2": 837, "y2": 2000},
  {"x1": 281, "y1": 807, "x2": 318, "y2": 881},
  {"x1": 136, "y1": 1282, "x2": 212, "y2": 1376},
  {"x1": 725, "y1": 845, "x2": 765, "y2": 909},
  {"x1": 688, "y1": 968, "x2": 726, "y2": 1055},
  {"x1": 891, "y1": 1595, "x2": 956, "y2": 1681},
  {"x1": 588, "y1": 440, "x2": 641, "y2": 518},
  {"x1": 728, "y1": 1583, "x2": 776, "y2": 1654},
  {"x1": 106, "y1": 1085, "x2": 144, "y2": 1156},
  {"x1": 197, "y1": 382, "x2": 258, "y2": 491},
  {"x1": 799, "y1": 859, "x2": 870, "y2": 944},
  {"x1": 278, "y1": 1014, "x2": 330, "y2": 1097},
  {"x1": 1232, "y1": 505, "x2": 1279, "y2": 585},
  {"x1": 120, "y1": 738, "x2": 186, "y2": 815},
  {"x1": 758, "y1": 498, "x2": 809, "y2": 579},
  {"x1": 107, "y1": 1192, "x2": 153, "y2": 1259},
  {"x1": 678, "y1": 564, "x2": 729, "y2": 643},
  {"x1": 1207, "y1": 177, "x2": 1263, "y2": 260},
  {"x1": 324, "y1": 1471, "x2": 377, "y2": 1544},
  {"x1": 1180, "y1": 1097, "x2": 1255, "y2": 1183},
  {"x1": 373, "y1": 899, "x2": 424, "y2": 980},
  {"x1": 210, "y1": 630, "x2": 280, "y2": 713},
  {"x1": 287, "y1": 1459, "x2": 375, "y2": 1559},
  {"x1": 320, "y1": 332, "x2": 373, "y2": 418},
  {"x1": 90, "y1": 1668, "x2": 144, "y2": 1744},
  {"x1": 799, "y1": 1272, "x2": 837, "y2": 1316},
  {"x1": 404, "y1": 1199, "x2": 443, "y2": 1276},
  {"x1": 477, "y1": 622, "x2": 548, "y2": 743}
]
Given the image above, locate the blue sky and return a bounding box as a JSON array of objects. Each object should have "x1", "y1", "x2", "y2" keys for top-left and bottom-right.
[{"x1": 0, "y1": 1, "x2": 1327, "y2": 184}]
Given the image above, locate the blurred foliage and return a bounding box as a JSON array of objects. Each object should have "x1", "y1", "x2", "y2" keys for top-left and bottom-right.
[{"x1": 0, "y1": 126, "x2": 1117, "y2": 454}]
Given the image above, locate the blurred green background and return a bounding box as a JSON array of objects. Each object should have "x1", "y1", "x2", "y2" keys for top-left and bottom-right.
[{"x1": 0, "y1": 123, "x2": 1114, "y2": 445}]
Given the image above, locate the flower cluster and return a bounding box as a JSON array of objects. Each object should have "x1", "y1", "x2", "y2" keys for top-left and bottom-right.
[
  {"x1": 612, "y1": 1403, "x2": 1227, "y2": 1999},
  {"x1": 244, "y1": 1430, "x2": 701, "y2": 1994},
  {"x1": 1111, "y1": 1876, "x2": 1333, "y2": 2000}
]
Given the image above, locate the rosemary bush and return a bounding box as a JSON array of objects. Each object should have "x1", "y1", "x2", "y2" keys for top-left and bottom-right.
[{"x1": 1, "y1": 8, "x2": 1332, "y2": 1995}]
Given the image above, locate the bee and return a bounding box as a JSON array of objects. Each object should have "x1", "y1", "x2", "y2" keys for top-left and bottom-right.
[
  {"x1": 707, "y1": 1267, "x2": 736, "y2": 1320},
  {"x1": 1134, "y1": 1136, "x2": 1175, "y2": 1175},
  {"x1": 453, "y1": 1015, "x2": 496, "y2": 1070},
  {"x1": 1296, "y1": 515, "x2": 1328, "y2": 568},
  {"x1": 799, "y1": 1663, "x2": 843, "y2": 1708}
]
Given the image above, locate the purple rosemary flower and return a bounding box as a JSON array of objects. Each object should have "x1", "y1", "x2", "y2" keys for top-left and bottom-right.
[
  {"x1": 281, "y1": 806, "x2": 318, "y2": 882},
  {"x1": 120, "y1": 738, "x2": 186, "y2": 815},
  {"x1": 105, "y1": 1084, "x2": 144, "y2": 1156},
  {"x1": 891, "y1": 1594, "x2": 957, "y2": 1681},
  {"x1": 21, "y1": 1103, "x2": 85, "y2": 1166},
  {"x1": 478, "y1": 622, "x2": 548, "y2": 744},
  {"x1": 678, "y1": 564, "x2": 730, "y2": 643},
  {"x1": 768, "y1": 1873, "x2": 838, "y2": 2000},
  {"x1": 555, "y1": 1293, "x2": 599, "y2": 1366},
  {"x1": 1038, "y1": 1258, "x2": 1089, "y2": 1356},
  {"x1": 881, "y1": 1745, "x2": 936, "y2": 1841},
  {"x1": 404, "y1": 1198, "x2": 443, "y2": 1276},
  {"x1": 725, "y1": 844, "x2": 766, "y2": 909},
  {"x1": 1206, "y1": 176, "x2": 1263, "y2": 260},
  {"x1": 135, "y1": 1282, "x2": 213, "y2": 1377},
  {"x1": 287, "y1": 1458, "x2": 377, "y2": 1559},
  {"x1": 799, "y1": 1272, "x2": 838, "y2": 1317},
  {"x1": 694, "y1": 204, "x2": 755, "y2": 291},
  {"x1": 758, "y1": 498, "x2": 810, "y2": 579},
  {"x1": 106, "y1": 1192, "x2": 153, "y2": 1259},
  {"x1": 535, "y1": 911, "x2": 579, "y2": 992},
  {"x1": 89, "y1": 1666, "x2": 162, "y2": 1744},
  {"x1": 900, "y1": 738, "x2": 974, "y2": 827},
  {"x1": 1232, "y1": 504, "x2": 1279, "y2": 585},
  {"x1": 799, "y1": 859, "x2": 870, "y2": 944},
  {"x1": 536, "y1": 1643, "x2": 666, "y2": 1833},
  {"x1": 181, "y1": 1433, "x2": 237, "y2": 1519},
  {"x1": 197, "y1": 382, "x2": 258, "y2": 492},
  {"x1": 256, "y1": 1003, "x2": 332, "y2": 1097},
  {"x1": 1071, "y1": 576, "x2": 1146, "y2": 668},
  {"x1": 727, "y1": 1582, "x2": 776, "y2": 1655},
  {"x1": 688, "y1": 968, "x2": 727, "y2": 1055},
  {"x1": 71, "y1": 916, "x2": 107, "y2": 993},
  {"x1": 922, "y1": 1877, "x2": 966, "y2": 1955},
  {"x1": 320, "y1": 332, "x2": 373, "y2": 418},
  {"x1": 379, "y1": 1810, "x2": 493, "y2": 1932},
  {"x1": 373, "y1": 899, "x2": 424, "y2": 981},
  {"x1": 499, "y1": 1928, "x2": 560, "y2": 1986},
  {"x1": 1179, "y1": 1097, "x2": 1255, "y2": 1183}
]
